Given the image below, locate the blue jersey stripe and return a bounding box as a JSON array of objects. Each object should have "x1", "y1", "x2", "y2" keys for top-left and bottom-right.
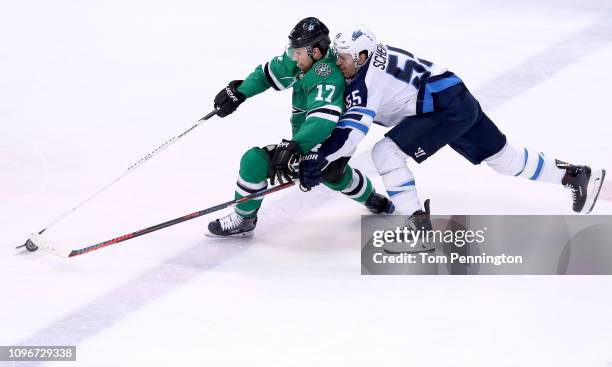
[
  {"x1": 337, "y1": 120, "x2": 369, "y2": 134},
  {"x1": 341, "y1": 113, "x2": 363, "y2": 121},
  {"x1": 422, "y1": 75, "x2": 462, "y2": 113},
  {"x1": 348, "y1": 107, "x2": 376, "y2": 118}
]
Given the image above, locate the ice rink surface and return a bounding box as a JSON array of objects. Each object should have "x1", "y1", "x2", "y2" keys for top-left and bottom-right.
[{"x1": 2, "y1": 0, "x2": 612, "y2": 365}]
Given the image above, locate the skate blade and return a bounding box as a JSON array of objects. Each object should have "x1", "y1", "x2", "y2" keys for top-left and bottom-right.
[
  {"x1": 583, "y1": 169, "x2": 606, "y2": 214},
  {"x1": 205, "y1": 231, "x2": 254, "y2": 239}
]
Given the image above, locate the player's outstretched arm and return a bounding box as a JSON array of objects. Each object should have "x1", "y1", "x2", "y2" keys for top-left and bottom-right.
[{"x1": 212, "y1": 51, "x2": 300, "y2": 118}]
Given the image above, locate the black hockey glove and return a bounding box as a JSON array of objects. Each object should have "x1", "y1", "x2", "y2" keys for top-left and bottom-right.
[
  {"x1": 214, "y1": 80, "x2": 246, "y2": 117},
  {"x1": 298, "y1": 151, "x2": 328, "y2": 190},
  {"x1": 269, "y1": 139, "x2": 300, "y2": 185}
]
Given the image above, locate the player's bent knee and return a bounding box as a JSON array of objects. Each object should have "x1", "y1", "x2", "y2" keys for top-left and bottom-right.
[
  {"x1": 372, "y1": 137, "x2": 407, "y2": 174},
  {"x1": 240, "y1": 147, "x2": 271, "y2": 180}
]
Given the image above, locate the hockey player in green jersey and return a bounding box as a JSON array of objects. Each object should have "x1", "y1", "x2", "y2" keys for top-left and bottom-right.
[{"x1": 207, "y1": 17, "x2": 394, "y2": 237}]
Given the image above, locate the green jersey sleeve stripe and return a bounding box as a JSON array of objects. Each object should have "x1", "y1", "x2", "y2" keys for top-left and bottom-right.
[
  {"x1": 307, "y1": 112, "x2": 340, "y2": 123},
  {"x1": 306, "y1": 105, "x2": 342, "y2": 122},
  {"x1": 263, "y1": 62, "x2": 285, "y2": 91},
  {"x1": 306, "y1": 106, "x2": 342, "y2": 117}
]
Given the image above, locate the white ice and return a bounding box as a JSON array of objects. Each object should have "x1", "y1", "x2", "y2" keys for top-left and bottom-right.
[{"x1": 1, "y1": 0, "x2": 612, "y2": 366}]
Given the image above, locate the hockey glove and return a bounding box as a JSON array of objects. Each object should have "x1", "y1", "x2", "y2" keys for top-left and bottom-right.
[
  {"x1": 269, "y1": 139, "x2": 300, "y2": 185},
  {"x1": 298, "y1": 151, "x2": 328, "y2": 190},
  {"x1": 214, "y1": 80, "x2": 246, "y2": 117}
]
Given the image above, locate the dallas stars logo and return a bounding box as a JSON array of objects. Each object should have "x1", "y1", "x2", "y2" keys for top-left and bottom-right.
[{"x1": 314, "y1": 63, "x2": 332, "y2": 77}]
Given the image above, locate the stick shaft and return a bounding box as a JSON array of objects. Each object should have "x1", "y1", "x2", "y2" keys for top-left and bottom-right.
[
  {"x1": 38, "y1": 110, "x2": 218, "y2": 235},
  {"x1": 67, "y1": 181, "x2": 295, "y2": 257}
]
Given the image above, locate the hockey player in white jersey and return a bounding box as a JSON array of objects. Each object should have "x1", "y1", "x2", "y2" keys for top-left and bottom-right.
[{"x1": 299, "y1": 25, "x2": 606, "y2": 232}]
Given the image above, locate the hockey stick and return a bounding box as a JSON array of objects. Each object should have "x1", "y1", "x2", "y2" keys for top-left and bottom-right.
[
  {"x1": 16, "y1": 109, "x2": 218, "y2": 251},
  {"x1": 27, "y1": 180, "x2": 296, "y2": 258}
]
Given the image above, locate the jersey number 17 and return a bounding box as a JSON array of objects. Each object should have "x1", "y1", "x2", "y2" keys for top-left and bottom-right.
[{"x1": 315, "y1": 84, "x2": 336, "y2": 103}]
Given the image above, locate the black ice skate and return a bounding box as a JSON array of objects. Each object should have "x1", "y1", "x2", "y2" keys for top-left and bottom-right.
[
  {"x1": 206, "y1": 211, "x2": 257, "y2": 238},
  {"x1": 383, "y1": 199, "x2": 435, "y2": 253},
  {"x1": 557, "y1": 160, "x2": 606, "y2": 214},
  {"x1": 365, "y1": 191, "x2": 395, "y2": 214}
]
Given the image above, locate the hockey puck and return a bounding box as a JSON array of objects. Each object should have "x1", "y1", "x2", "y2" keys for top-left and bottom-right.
[{"x1": 25, "y1": 239, "x2": 39, "y2": 252}]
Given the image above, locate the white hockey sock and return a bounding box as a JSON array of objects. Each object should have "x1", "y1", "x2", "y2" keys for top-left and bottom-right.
[
  {"x1": 383, "y1": 168, "x2": 422, "y2": 214},
  {"x1": 372, "y1": 137, "x2": 422, "y2": 215},
  {"x1": 485, "y1": 142, "x2": 565, "y2": 184}
]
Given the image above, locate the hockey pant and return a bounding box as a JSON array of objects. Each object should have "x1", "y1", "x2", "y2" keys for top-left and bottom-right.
[
  {"x1": 233, "y1": 146, "x2": 374, "y2": 218},
  {"x1": 375, "y1": 83, "x2": 565, "y2": 214}
]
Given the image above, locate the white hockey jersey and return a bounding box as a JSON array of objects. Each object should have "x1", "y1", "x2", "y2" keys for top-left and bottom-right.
[{"x1": 321, "y1": 43, "x2": 462, "y2": 161}]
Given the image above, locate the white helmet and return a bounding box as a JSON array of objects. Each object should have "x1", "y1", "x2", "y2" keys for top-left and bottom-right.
[{"x1": 333, "y1": 25, "x2": 377, "y2": 68}]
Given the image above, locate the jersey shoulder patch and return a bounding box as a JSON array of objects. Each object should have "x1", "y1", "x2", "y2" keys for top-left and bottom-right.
[
  {"x1": 302, "y1": 55, "x2": 344, "y2": 90},
  {"x1": 314, "y1": 62, "x2": 333, "y2": 77}
]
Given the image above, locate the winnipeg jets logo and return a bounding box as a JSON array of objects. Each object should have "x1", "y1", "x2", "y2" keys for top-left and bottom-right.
[
  {"x1": 414, "y1": 147, "x2": 426, "y2": 158},
  {"x1": 352, "y1": 30, "x2": 364, "y2": 41}
]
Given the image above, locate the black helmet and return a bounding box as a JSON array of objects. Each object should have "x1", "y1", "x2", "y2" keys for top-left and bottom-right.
[{"x1": 288, "y1": 17, "x2": 331, "y2": 56}]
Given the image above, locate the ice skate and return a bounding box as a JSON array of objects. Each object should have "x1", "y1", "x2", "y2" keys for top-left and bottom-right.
[
  {"x1": 365, "y1": 191, "x2": 395, "y2": 214},
  {"x1": 207, "y1": 211, "x2": 257, "y2": 238},
  {"x1": 557, "y1": 161, "x2": 606, "y2": 214},
  {"x1": 383, "y1": 199, "x2": 435, "y2": 253}
]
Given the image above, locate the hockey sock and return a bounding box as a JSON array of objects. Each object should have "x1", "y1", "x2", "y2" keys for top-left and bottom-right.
[
  {"x1": 234, "y1": 176, "x2": 267, "y2": 218},
  {"x1": 381, "y1": 165, "x2": 422, "y2": 215},
  {"x1": 324, "y1": 165, "x2": 374, "y2": 204},
  {"x1": 234, "y1": 147, "x2": 271, "y2": 218},
  {"x1": 485, "y1": 142, "x2": 565, "y2": 184},
  {"x1": 372, "y1": 137, "x2": 422, "y2": 214}
]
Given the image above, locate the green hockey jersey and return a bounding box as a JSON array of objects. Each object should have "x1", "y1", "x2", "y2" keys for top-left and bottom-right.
[{"x1": 237, "y1": 50, "x2": 345, "y2": 154}]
